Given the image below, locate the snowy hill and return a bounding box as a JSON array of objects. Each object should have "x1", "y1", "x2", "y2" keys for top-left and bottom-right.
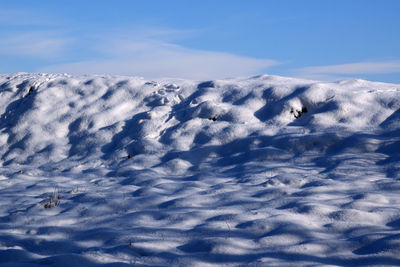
[{"x1": 0, "y1": 73, "x2": 400, "y2": 266}]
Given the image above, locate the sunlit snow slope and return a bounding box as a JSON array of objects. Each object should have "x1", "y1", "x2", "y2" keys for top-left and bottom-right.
[{"x1": 0, "y1": 73, "x2": 400, "y2": 266}]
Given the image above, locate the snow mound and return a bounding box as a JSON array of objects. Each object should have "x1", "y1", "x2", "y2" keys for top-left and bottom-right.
[{"x1": 0, "y1": 73, "x2": 400, "y2": 266}]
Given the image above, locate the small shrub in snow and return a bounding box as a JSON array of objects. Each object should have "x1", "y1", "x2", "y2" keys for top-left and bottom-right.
[
  {"x1": 43, "y1": 188, "x2": 60, "y2": 209},
  {"x1": 25, "y1": 86, "x2": 35, "y2": 97},
  {"x1": 290, "y1": 106, "x2": 308, "y2": 119},
  {"x1": 209, "y1": 115, "x2": 218, "y2": 121}
]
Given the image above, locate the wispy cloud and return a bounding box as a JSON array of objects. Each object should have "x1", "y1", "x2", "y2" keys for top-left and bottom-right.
[
  {"x1": 1, "y1": 12, "x2": 279, "y2": 80},
  {"x1": 39, "y1": 33, "x2": 279, "y2": 80},
  {"x1": 0, "y1": 32, "x2": 72, "y2": 59},
  {"x1": 296, "y1": 60, "x2": 400, "y2": 80}
]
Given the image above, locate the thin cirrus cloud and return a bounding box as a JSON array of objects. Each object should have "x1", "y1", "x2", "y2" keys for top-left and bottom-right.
[
  {"x1": 40, "y1": 38, "x2": 280, "y2": 80},
  {"x1": 0, "y1": 32, "x2": 72, "y2": 59},
  {"x1": 297, "y1": 60, "x2": 400, "y2": 79},
  {"x1": 0, "y1": 9, "x2": 70, "y2": 59},
  {"x1": 0, "y1": 20, "x2": 279, "y2": 80}
]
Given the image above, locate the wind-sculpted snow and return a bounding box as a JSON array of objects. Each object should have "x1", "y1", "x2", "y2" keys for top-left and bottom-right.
[{"x1": 0, "y1": 73, "x2": 400, "y2": 266}]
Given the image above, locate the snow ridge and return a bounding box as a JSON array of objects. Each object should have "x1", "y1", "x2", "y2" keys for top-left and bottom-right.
[{"x1": 0, "y1": 73, "x2": 400, "y2": 266}]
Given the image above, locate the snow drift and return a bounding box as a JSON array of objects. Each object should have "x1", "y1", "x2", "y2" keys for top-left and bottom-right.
[{"x1": 0, "y1": 73, "x2": 400, "y2": 266}]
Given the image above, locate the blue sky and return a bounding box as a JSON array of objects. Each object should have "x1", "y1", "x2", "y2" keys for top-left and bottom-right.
[{"x1": 1, "y1": 0, "x2": 400, "y2": 83}]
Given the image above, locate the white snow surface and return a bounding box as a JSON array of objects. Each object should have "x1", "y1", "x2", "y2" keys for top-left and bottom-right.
[{"x1": 0, "y1": 73, "x2": 400, "y2": 266}]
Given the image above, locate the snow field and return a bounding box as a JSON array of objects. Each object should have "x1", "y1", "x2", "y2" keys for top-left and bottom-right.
[{"x1": 0, "y1": 73, "x2": 400, "y2": 266}]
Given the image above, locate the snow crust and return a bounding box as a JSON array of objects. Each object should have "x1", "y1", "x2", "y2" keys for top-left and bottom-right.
[{"x1": 0, "y1": 73, "x2": 400, "y2": 266}]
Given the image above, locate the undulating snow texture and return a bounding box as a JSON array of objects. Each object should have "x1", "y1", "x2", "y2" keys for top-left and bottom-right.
[{"x1": 0, "y1": 73, "x2": 400, "y2": 266}]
